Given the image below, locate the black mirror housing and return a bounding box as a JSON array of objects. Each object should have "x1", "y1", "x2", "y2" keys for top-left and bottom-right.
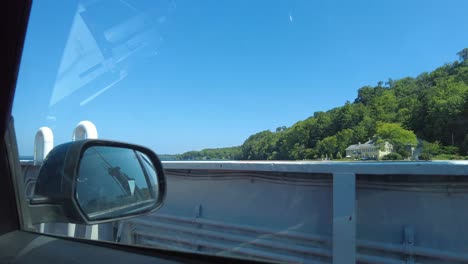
[{"x1": 29, "y1": 139, "x2": 166, "y2": 225}]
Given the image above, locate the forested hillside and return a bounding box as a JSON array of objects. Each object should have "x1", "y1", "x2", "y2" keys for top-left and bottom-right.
[{"x1": 176, "y1": 49, "x2": 468, "y2": 161}]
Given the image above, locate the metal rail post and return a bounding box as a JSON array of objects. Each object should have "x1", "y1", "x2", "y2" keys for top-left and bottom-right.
[{"x1": 333, "y1": 173, "x2": 356, "y2": 264}]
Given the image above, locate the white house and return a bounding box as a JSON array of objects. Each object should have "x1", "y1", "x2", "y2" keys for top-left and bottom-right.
[{"x1": 345, "y1": 140, "x2": 393, "y2": 160}]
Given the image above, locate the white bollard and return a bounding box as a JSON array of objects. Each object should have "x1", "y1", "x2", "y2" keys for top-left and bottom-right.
[
  {"x1": 72, "y1": 120, "x2": 98, "y2": 141},
  {"x1": 34, "y1": 127, "x2": 53, "y2": 233},
  {"x1": 34, "y1": 127, "x2": 53, "y2": 165}
]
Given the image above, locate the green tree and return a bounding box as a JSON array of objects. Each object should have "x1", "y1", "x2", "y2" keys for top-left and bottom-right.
[
  {"x1": 457, "y1": 48, "x2": 468, "y2": 63},
  {"x1": 275, "y1": 126, "x2": 287, "y2": 133},
  {"x1": 462, "y1": 134, "x2": 468, "y2": 155},
  {"x1": 335, "y1": 129, "x2": 355, "y2": 153},
  {"x1": 316, "y1": 136, "x2": 338, "y2": 157},
  {"x1": 382, "y1": 152, "x2": 403, "y2": 160},
  {"x1": 355, "y1": 86, "x2": 377, "y2": 105},
  {"x1": 424, "y1": 78, "x2": 468, "y2": 145},
  {"x1": 336, "y1": 151, "x2": 343, "y2": 159},
  {"x1": 241, "y1": 131, "x2": 279, "y2": 160},
  {"x1": 421, "y1": 141, "x2": 441, "y2": 157},
  {"x1": 418, "y1": 153, "x2": 432, "y2": 160},
  {"x1": 376, "y1": 122, "x2": 417, "y2": 157}
]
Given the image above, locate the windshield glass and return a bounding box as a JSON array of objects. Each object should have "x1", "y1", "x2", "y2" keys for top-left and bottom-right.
[{"x1": 13, "y1": 0, "x2": 468, "y2": 263}]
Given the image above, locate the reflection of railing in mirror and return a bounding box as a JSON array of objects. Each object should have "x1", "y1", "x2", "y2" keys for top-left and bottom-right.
[{"x1": 76, "y1": 145, "x2": 158, "y2": 221}]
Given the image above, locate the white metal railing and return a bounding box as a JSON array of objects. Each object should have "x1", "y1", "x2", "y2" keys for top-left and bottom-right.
[
  {"x1": 161, "y1": 160, "x2": 468, "y2": 175},
  {"x1": 21, "y1": 161, "x2": 468, "y2": 264}
]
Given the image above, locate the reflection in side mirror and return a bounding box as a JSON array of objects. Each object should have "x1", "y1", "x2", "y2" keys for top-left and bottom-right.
[
  {"x1": 29, "y1": 140, "x2": 166, "y2": 225},
  {"x1": 76, "y1": 146, "x2": 159, "y2": 221}
]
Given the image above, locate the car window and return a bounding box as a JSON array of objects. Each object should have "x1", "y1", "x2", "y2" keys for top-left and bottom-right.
[{"x1": 12, "y1": 0, "x2": 468, "y2": 263}]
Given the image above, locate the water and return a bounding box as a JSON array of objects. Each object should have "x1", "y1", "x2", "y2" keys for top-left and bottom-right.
[{"x1": 19, "y1": 155, "x2": 33, "y2": 161}]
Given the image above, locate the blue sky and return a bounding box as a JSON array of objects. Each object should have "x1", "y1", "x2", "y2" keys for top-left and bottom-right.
[{"x1": 13, "y1": 0, "x2": 468, "y2": 155}]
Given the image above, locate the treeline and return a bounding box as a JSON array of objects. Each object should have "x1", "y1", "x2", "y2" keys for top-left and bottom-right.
[
  {"x1": 176, "y1": 49, "x2": 468, "y2": 161},
  {"x1": 176, "y1": 146, "x2": 242, "y2": 160}
]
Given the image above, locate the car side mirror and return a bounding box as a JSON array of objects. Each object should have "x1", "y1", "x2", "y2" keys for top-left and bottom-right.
[{"x1": 28, "y1": 139, "x2": 166, "y2": 225}]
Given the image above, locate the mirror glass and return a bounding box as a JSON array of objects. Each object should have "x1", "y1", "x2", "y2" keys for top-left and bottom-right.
[{"x1": 76, "y1": 146, "x2": 159, "y2": 221}]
